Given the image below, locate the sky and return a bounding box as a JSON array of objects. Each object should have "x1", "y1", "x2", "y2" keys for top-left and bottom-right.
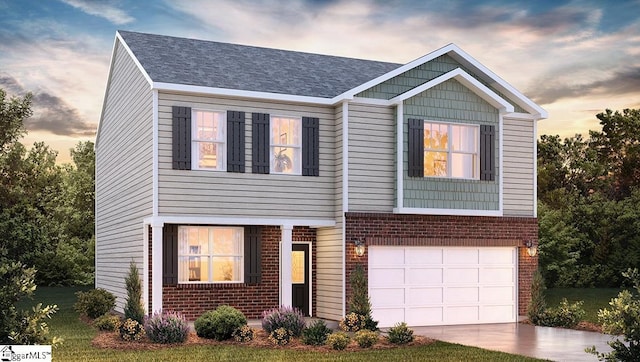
[{"x1": 1, "y1": 0, "x2": 639, "y2": 163}]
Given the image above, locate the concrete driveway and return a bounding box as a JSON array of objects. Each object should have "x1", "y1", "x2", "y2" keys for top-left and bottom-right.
[{"x1": 413, "y1": 323, "x2": 615, "y2": 361}]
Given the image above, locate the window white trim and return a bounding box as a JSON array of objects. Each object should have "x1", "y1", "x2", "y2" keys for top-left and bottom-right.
[
  {"x1": 423, "y1": 121, "x2": 480, "y2": 180},
  {"x1": 270, "y1": 115, "x2": 302, "y2": 175},
  {"x1": 191, "y1": 109, "x2": 227, "y2": 171},
  {"x1": 177, "y1": 226, "x2": 244, "y2": 284}
]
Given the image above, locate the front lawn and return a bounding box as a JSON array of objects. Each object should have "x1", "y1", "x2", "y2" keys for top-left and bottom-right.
[
  {"x1": 26, "y1": 287, "x2": 544, "y2": 361},
  {"x1": 545, "y1": 288, "x2": 620, "y2": 324}
]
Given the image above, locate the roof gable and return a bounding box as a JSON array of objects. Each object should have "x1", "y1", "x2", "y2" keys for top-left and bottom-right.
[{"x1": 117, "y1": 31, "x2": 400, "y2": 99}]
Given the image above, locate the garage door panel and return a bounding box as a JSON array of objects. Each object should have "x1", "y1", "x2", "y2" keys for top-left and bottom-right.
[
  {"x1": 479, "y1": 248, "x2": 514, "y2": 264},
  {"x1": 446, "y1": 306, "x2": 479, "y2": 323},
  {"x1": 370, "y1": 247, "x2": 404, "y2": 265},
  {"x1": 444, "y1": 248, "x2": 478, "y2": 264},
  {"x1": 370, "y1": 268, "x2": 404, "y2": 287},
  {"x1": 481, "y1": 286, "x2": 514, "y2": 303},
  {"x1": 445, "y1": 287, "x2": 479, "y2": 303},
  {"x1": 481, "y1": 267, "x2": 515, "y2": 283},
  {"x1": 369, "y1": 246, "x2": 516, "y2": 327},
  {"x1": 408, "y1": 287, "x2": 442, "y2": 304},
  {"x1": 370, "y1": 288, "x2": 404, "y2": 306},
  {"x1": 373, "y1": 308, "x2": 405, "y2": 328},
  {"x1": 406, "y1": 248, "x2": 442, "y2": 264},
  {"x1": 445, "y1": 268, "x2": 478, "y2": 283},
  {"x1": 407, "y1": 307, "x2": 443, "y2": 325},
  {"x1": 408, "y1": 268, "x2": 442, "y2": 284}
]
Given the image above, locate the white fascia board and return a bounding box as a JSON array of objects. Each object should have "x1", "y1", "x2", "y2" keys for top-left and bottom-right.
[
  {"x1": 393, "y1": 207, "x2": 503, "y2": 217},
  {"x1": 143, "y1": 215, "x2": 336, "y2": 228},
  {"x1": 152, "y1": 82, "x2": 335, "y2": 105},
  {"x1": 390, "y1": 68, "x2": 515, "y2": 113}
]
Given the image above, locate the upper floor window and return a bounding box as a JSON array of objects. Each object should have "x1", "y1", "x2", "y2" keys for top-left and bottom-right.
[
  {"x1": 424, "y1": 122, "x2": 479, "y2": 179},
  {"x1": 192, "y1": 110, "x2": 226, "y2": 170},
  {"x1": 178, "y1": 226, "x2": 243, "y2": 283},
  {"x1": 270, "y1": 116, "x2": 301, "y2": 174}
]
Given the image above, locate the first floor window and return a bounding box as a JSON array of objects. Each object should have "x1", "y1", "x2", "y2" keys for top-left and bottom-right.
[
  {"x1": 178, "y1": 226, "x2": 243, "y2": 283},
  {"x1": 193, "y1": 110, "x2": 226, "y2": 170},
  {"x1": 270, "y1": 116, "x2": 301, "y2": 174},
  {"x1": 424, "y1": 122, "x2": 479, "y2": 179}
]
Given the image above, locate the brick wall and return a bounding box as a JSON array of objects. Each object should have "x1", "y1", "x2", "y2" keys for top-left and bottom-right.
[
  {"x1": 150, "y1": 225, "x2": 316, "y2": 320},
  {"x1": 344, "y1": 212, "x2": 538, "y2": 316}
]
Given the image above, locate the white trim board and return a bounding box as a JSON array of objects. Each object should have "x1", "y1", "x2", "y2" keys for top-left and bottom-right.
[
  {"x1": 143, "y1": 216, "x2": 336, "y2": 228},
  {"x1": 393, "y1": 207, "x2": 503, "y2": 217}
]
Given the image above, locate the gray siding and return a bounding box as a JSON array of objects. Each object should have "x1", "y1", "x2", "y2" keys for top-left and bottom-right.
[
  {"x1": 95, "y1": 41, "x2": 153, "y2": 311},
  {"x1": 503, "y1": 118, "x2": 535, "y2": 216},
  {"x1": 316, "y1": 221, "x2": 344, "y2": 320},
  {"x1": 403, "y1": 79, "x2": 500, "y2": 210},
  {"x1": 348, "y1": 103, "x2": 395, "y2": 212},
  {"x1": 157, "y1": 93, "x2": 336, "y2": 219}
]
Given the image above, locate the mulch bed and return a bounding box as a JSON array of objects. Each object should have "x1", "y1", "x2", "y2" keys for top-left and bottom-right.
[{"x1": 91, "y1": 329, "x2": 435, "y2": 352}]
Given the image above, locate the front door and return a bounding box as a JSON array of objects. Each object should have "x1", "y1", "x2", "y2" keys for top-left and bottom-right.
[{"x1": 291, "y1": 244, "x2": 310, "y2": 316}]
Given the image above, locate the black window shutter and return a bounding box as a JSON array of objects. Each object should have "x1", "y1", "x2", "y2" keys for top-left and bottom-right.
[
  {"x1": 252, "y1": 113, "x2": 270, "y2": 174},
  {"x1": 227, "y1": 111, "x2": 245, "y2": 173},
  {"x1": 162, "y1": 224, "x2": 178, "y2": 286},
  {"x1": 407, "y1": 118, "x2": 424, "y2": 177},
  {"x1": 172, "y1": 106, "x2": 191, "y2": 170},
  {"x1": 480, "y1": 125, "x2": 496, "y2": 181},
  {"x1": 244, "y1": 226, "x2": 262, "y2": 284},
  {"x1": 302, "y1": 117, "x2": 320, "y2": 176}
]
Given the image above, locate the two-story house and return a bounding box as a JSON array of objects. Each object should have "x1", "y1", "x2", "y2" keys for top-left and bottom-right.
[{"x1": 96, "y1": 30, "x2": 546, "y2": 327}]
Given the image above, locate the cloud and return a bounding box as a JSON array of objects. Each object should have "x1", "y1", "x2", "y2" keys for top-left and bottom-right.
[
  {"x1": 60, "y1": 0, "x2": 134, "y2": 25},
  {"x1": 0, "y1": 74, "x2": 96, "y2": 137}
]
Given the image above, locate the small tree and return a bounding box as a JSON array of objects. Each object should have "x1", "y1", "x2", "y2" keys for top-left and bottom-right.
[
  {"x1": 348, "y1": 264, "x2": 378, "y2": 331},
  {"x1": 124, "y1": 261, "x2": 145, "y2": 324},
  {"x1": 587, "y1": 268, "x2": 640, "y2": 361},
  {"x1": 527, "y1": 269, "x2": 547, "y2": 325}
]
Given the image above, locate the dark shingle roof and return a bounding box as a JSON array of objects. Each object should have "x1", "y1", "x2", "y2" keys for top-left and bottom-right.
[{"x1": 118, "y1": 31, "x2": 402, "y2": 99}]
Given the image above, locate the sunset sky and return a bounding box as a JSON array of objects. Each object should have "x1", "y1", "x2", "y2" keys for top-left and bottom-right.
[{"x1": 1, "y1": 0, "x2": 639, "y2": 163}]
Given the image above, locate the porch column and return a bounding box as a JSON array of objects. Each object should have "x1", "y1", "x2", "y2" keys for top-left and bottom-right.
[
  {"x1": 280, "y1": 225, "x2": 293, "y2": 307},
  {"x1": 151, "y1": 221, "x2": 164, "y2": 314}
]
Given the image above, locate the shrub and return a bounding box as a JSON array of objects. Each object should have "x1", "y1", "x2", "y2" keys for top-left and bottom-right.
[
  {"x1": 232, "y1": 325, "x2": 254, "y2": 342},
  {"x1": 119, "y1": 318, "x2": 145, "y2": 341},
  {"x1": 268, "y1": 327, "x2": 292, "y2": 346},
  {"x1": 349, "y1": 264, "x2": 379, "y2": 331},
  {"x1": 302, "y1": 319, "x2": 332, "y2": 346},
  {"x1": 93, "y1": 314, "x2": 121, "y2": 331},
  {"x1": 326, "y1": 332, "x2": 350, "y2": 350},
  {"x1": 386, "y1": 322, "x2": 414, "y2": 344},
  {"x1": 194, "y1": 305, "x2": 247, "y2": 341},
  {"x1": 527, "y1": 270, "x2": 547, "y2": 325},
  {"x1": 534, "y1": 298, "x2": 585, "y2": 328},
  {"x1": 587, "y1": 268, "x2": 640, "y2": 361},
  {"x1": 339, "y1": 312, "x2": 366, "y2": 332},
  {"x1": 124, "y1": 261, "x2": 145, "y2": 324},
  {"x1": 354, "y1": 329, "x2": 378, "y2": 348},
  {"x1": 74, "y1": 288, "x2": 115, "y2": 319},
  {"x1": 144, "y1": 311, "x2": 189, "y2": 344},
  {"x1": 261, "y1": 306, "x2": 305, "y2": 337}
]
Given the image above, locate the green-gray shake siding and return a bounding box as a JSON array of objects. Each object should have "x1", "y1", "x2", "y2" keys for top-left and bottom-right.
[
  {"x1": 348, "y1": 103, "x2": 396, "y2": 212},
  {"x1": 95, "y1": 41, "x2": 153, "y2": 311},
  {"x1": 402, "y1": 79, "x2": 500, "y2": 210},
  {"x1": 157, "y1": 93, "x2": 336, "y2": 219},
  {"x1": 315, "y1": 105, "x2": 345, "y2": 320},
  {"x1": 356, "y1": 54, "x2": 528, "y2": 114}
]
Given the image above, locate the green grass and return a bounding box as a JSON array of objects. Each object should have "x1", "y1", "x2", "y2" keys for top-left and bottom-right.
[
  {"x1": 545, "y1": 288, "x2": 621, "y2": 324},
  {"x1": 21, "y1": 287, "x2": 544, "y2": 361}
]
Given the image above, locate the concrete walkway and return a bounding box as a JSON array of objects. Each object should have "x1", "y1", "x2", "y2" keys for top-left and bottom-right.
[{"x1": 413, "y1": 323, "x2": 615, "y2": 361}]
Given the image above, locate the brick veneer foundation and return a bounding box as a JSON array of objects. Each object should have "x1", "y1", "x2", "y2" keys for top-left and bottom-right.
[
  {"x1": 148, "y1": 225, "x2": 316, "y2": 321},
  {"x1": 344, "y1": 213, "x2": 538, "y2": 316}
]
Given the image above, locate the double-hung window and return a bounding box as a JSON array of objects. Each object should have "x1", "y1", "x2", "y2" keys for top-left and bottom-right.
[
  {"x1": 192, "y1": 110, "x2": 226, "y2": 170},
  {"x1": 424, "y1": 122, "x2": 479, "y2": 179},
  {"x1": 270, "y1": 116, "x2": 301, "y2": 174},
  {"x1": 178, "y1": 226, "x2": 243, "y2": 283}
]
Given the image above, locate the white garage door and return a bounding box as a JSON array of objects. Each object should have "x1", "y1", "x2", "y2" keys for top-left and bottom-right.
[{"x1": 369, "y1": 246, "x2": 516, "y2": 327}]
